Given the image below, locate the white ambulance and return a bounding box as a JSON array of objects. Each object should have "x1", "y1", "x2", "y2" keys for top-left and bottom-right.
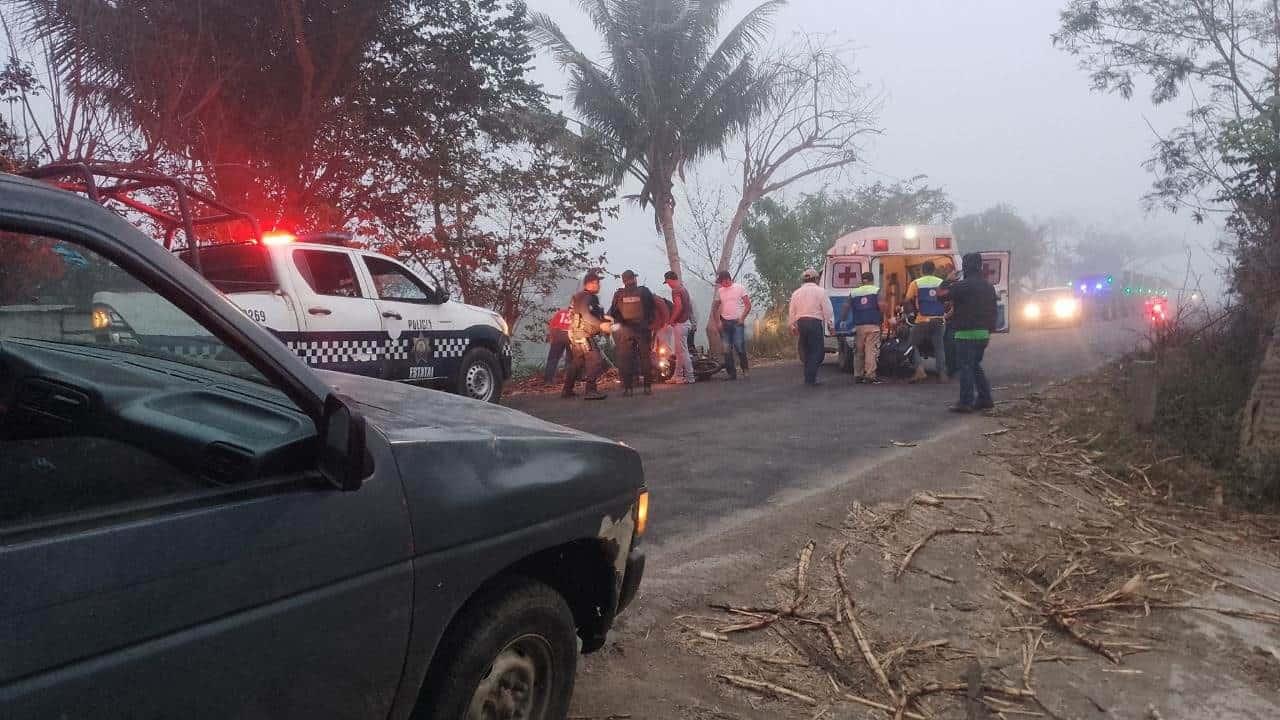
[
  {"x1": 93, "y1": 233, "x2": 512, "y2": 402},
  {"x1": 822, "y1": 225, "x2": 1010, "y2": 369}
]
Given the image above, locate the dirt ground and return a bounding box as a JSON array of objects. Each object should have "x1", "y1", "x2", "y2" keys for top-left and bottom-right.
[{"x1": 567, "y1": 368, "x2": 1280, "y2": 720}]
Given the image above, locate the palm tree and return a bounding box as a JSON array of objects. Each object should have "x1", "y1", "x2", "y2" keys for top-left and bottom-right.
[{"x1": 531, "y1": 0, "x2": 784, "y2": 275}]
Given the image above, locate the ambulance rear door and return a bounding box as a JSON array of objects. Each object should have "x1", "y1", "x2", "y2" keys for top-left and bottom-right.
[{"x1": 979, "y1": 251, "x2": 1011, "y2": 332}]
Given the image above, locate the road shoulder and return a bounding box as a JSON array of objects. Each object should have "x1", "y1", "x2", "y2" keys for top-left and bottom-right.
[{"x1": 570, "y1": 391, "x2": 1280, "y2": 719}]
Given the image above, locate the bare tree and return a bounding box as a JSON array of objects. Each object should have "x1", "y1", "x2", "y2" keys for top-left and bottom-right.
[
  {"x1": 714, "y1": 35, "x2": 880, "y2": 274},
  {"x1": 679, "y1": 176, "x2": 752, "y2": 286}
]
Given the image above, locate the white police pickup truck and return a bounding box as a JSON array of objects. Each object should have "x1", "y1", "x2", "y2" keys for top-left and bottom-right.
[{"x1": 92, "y1": 234, "x2": 512, "y2": 402}]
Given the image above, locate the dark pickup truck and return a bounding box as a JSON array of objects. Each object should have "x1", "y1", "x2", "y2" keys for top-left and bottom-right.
[{"x1": 0, "y1": 173, "x2": 646, "y2": 719}]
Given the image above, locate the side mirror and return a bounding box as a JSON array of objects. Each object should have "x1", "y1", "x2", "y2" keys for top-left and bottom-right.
[
  {"x1": 433, "y1": 289, "x2": 449, "y2": 304},
  {"x1": 320, "y1": 394, "x2": 369, "y2": 491}
]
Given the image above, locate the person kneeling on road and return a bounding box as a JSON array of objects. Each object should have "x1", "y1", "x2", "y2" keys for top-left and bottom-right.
[
  {"x1": 563, "y1": 271, "x2": 613, "y2": 401},
  {"x1": 840, "y1": 271, "x2": 887, "y2": 384},
  {"x1": 941, "y1": 253, "x2": 997, "y2": 412},
  {"x1": 788, "y1": 268, "x2": 835, "y2": 386},
  {"x1": 609, "y1": 269, "x2": 657, "y2": 396}
]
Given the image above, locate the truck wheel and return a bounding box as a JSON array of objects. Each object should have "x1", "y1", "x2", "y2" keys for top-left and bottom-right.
[
  {"x1": 457, "y1": 347, "x2": 502, "y2": 403},
  {"x1": 415, "y1": 578, "x2": 577, "y2": 720}
]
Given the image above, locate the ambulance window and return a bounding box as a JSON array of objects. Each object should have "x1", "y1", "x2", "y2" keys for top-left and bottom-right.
[
  {"x1": 831, "y1": 262, "x2": 862, "y2": 288},
  {"x1": 363, "y1": 256, "x2": 434, "y2": 302},
  {"x1": 293, "y1": 249, "x2": 363, "y2": 298},
  {"x1": 981, "y1": 258, "x2": 1002, "y2": 285}
]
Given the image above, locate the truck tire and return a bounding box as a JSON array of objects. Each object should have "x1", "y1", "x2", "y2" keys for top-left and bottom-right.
[
  {"x1": 457, "y1": 347, "x2": 502, "y2": 403},
  {"x1": 415, "y1": 577, "x2": 577, "y2": 720}
]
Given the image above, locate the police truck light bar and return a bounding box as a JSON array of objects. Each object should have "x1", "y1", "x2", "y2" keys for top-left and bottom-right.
[
  {"x1": 935, "y1": 236, "x2": 952, "y2": 250},
  {"x1": 873, "y1": 238, "x2": 889, "y2": 252}
]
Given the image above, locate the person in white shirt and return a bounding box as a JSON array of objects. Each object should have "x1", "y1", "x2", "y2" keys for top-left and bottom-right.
[
  {"x1": 714, "y1": 270, "x2": 752, "y2": 380},
  {"x1": 788, "y1": 268, "x2": 835, "y2": 385}
]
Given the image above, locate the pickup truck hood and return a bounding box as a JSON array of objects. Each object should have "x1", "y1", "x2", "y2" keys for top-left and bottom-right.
[
  {"x1": 314, "y1": 370, "x2": 643, "y2": 555},
  {"x1": 315, "y1": 369, "x2": 592, "y2": 444}
]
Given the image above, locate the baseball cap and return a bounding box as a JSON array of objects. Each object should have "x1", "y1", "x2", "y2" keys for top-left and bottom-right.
[{"x1": 664, "y1": 270, "x2": 678, "y2": 281}]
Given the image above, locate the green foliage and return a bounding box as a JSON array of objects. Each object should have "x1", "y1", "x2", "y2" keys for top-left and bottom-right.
[
  {"x1": 953, "y1": 205, "x2": 1044, "y2": 288},
  {"x1": 1055, "y1": 0, "x2": 1280, "y2": 301},
  {"x1": 10, "y1": 0, "x2": 614, "y2": 331},
  {"x1": 742, "y1": 181, "x2": 954, "y2": 312},
  {"x1": 530, "y1": 0, "x2": 783, "y2": 270}
]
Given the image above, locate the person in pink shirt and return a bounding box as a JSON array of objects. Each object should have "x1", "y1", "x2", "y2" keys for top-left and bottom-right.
[
  {"x1": 714, "y1": 270, "x2": 752, "y2": 380},
  {"x1": 788, "y1": 268, "x2": 835, "y2": 385}
]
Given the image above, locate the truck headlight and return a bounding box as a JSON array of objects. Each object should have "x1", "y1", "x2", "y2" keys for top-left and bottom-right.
[
  {"x1": 1023, "y1": 302, "x2": 1041, "y2": 319},
  {"x1": 1053, "y1": 299, "x2": 1078, "y2": 318},
  {"x1": 635, "y1": 489, "x2": 649, "y2": 537}
]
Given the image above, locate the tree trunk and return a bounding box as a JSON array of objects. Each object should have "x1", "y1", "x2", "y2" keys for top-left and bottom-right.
[
  {"x1": 717, "y1": 197, "x2": 752, "y2": 274},
  {"x1": 658, "y1": 198, "x2": 682, "y2": 277}
]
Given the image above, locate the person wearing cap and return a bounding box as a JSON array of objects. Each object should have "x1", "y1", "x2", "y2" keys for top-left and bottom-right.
[
  {"x1": 664, "y1": 270, "x2": 696, "y2": 384},
  {"x1": 904, "y1": 260, "x2": 947, "y2": 382},
  {"x1": 563, "y1": 271, "x2": 613, "y2": 400},
  {"x1": 788, "y1": 268, "x2": 835, "y2": 386},
  {"x1": 839, "y1": 271, "x2": 887, "y2": 384},
  {"x1": 714, "y1": 270, "x2": 752, "y2": 380},
  {"x1": 940, "y1": 253, "x2": 997, "y2": 412},
  {"x1": 608, "y1": 270, "x2": 658, "y2": 396}
]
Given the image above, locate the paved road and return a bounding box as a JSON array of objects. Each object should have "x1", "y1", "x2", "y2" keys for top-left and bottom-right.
[{"x1": 508, "y1": 322, "x2": 1142, "y2": 552}]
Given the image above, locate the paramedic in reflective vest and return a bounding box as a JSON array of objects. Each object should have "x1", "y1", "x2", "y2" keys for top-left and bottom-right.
[
  {"x1": 839, "y1": 271, "x2": 886, "y2": 384},
  {"x1": 905, "y1": 260, "x2": 947, "y2": 382},
  {"x1": 941, "y1": 252, "x2": 997, "y2": 412},
  {"x1": 563, "y1": 271, "x2": 613, "y2": 401},
  {"x1": 543, "y1": 305, "x2": 573, "y2": 385},
  {"x1": 608, "y1": 269, "x2": 657, "y2": 396}
]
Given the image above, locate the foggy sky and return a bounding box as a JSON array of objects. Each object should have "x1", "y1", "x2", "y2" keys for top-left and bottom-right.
[{"x1": 526, "y1": 0, "x2": 1227, "y2": 296}]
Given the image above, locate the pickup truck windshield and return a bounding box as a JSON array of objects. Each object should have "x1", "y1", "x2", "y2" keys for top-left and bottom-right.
[
  {"x1": 179, "y1": 244, "x2": 278, "y2": 293},
  {"x1": 1, "y1": 231, "x2": 268, "y2": 384}
]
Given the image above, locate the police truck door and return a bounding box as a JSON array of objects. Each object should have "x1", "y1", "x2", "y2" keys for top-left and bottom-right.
[
  {"x1": 288, "y1": 247, "x2": 386, "y2": 375},
  {"x1": 979, "y1": 251, "x2": 1012, "y2": 332},
  {"x1": 357, "y1": 253, "x2": 445, "y2": 383}
]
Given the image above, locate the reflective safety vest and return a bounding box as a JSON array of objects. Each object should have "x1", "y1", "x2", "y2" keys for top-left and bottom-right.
[
  {"x1": 849, "y1": 285, "x2": 882, "y2": 326},
  {"x1": 915, "y1": 276, "x2": 945, "y2": 318}
]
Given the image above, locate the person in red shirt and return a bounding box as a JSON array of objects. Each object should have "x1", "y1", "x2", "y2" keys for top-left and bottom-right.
[{"x1": 544, "y1": 305, "x2": 573, "y2": 384}]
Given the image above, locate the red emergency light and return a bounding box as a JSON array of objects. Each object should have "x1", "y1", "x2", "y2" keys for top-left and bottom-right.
[
  {"x1": 261, "y1": 230, "x2": 297, "y2": 245},
  {"x1": 935, "y1": 236, "x2": 952, "y2": 250},
  {"x1": 872, "y1": 238, "x2": 889, "y2": 252}
]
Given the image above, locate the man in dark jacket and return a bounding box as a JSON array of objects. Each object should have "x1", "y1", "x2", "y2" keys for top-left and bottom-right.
[
  {"x1": 563, "y1": 271, "x2": 613, "y2": 400},
  {"x1": 608, "y1": 270, "x2": 658, "y2": 396},
  {"x1": 941, "y1": 253, "x2": 998, "y2": 412}
]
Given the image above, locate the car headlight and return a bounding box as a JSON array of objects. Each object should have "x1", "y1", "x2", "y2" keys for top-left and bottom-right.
[
  {"x1": 1023, "y1": 303, "x2": 1041, "y2": 319},
  {"x1": 635, "y1": 489, "x2": 649, "y2": 537},
  {"x1": 1053, "y1": 299, "x2": 1078, "y2": 318}
]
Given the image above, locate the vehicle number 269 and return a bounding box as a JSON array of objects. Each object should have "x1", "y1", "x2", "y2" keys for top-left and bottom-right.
[{"x1": 241, "y1": 307, "x2": 268, "y2": 323}]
